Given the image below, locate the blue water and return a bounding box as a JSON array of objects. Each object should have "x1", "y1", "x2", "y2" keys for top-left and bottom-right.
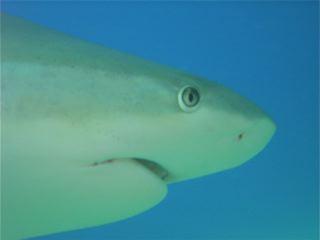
[{"x1": 2, "y1": 2, "x2": 319, "y2": 240}]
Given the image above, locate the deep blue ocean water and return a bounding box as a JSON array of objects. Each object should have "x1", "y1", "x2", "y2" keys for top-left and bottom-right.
[{"x1": 2, "y1": 2, "x2": 319, "y2": 240}]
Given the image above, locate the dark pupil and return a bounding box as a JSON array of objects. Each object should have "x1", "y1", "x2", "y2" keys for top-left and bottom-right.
[
  {"x1": 188, "y1": 93, "x2": 194, "y2": 102},
  {"x1": 183, "y1": 87, "x2": 199, "y2": 107}
]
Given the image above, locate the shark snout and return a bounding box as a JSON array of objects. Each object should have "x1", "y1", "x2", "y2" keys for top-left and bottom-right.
[{"x1": 238, "y1": 115, "x2": 276, "y2": 160}]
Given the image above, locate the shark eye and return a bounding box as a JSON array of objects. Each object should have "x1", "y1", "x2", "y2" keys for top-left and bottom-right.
[{"x1": 178, "y1": 86, "x2": 200, "y2": 112}]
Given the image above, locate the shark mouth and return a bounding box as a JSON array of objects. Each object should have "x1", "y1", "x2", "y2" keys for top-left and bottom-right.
[
  {"x1": 90, "y1": 158, "x2": 170, "y2": 182},
  {"x1": 133, "y1": 158, "x2": 170, "y2": 181}
]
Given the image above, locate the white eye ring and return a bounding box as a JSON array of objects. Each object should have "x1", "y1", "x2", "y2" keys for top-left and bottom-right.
[{"x1": 178, "y1": 86, "x2": 201, "y2": 112}]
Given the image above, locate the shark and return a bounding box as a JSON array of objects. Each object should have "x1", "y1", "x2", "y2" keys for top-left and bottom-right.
[{"x1": 0, "y1": 13, "x2": 276, "y2": 239}]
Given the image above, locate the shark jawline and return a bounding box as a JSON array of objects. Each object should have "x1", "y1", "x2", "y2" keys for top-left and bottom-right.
[{"x1": 90, "y1": 158, "x2": 170, "y2": 181}]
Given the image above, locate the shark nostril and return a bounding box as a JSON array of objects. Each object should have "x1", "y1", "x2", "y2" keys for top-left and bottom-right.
[{"x1": 238, "y1": 132, "x2": 244, "y2": 141}]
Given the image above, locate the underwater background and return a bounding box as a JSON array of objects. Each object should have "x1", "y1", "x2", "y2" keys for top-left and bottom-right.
[{"x1": 1, "y1": 1, "x2": 319, "y2": 240}]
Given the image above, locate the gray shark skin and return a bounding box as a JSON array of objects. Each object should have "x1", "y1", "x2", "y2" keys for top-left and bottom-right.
[{"x1": 1, "y1": 13, "x2": 276, "y2": 239}]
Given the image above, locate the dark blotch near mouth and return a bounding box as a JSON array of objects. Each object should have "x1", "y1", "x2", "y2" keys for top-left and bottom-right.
[{"x1": 90, "y1": 159, "x2": 114, "y2": 166}]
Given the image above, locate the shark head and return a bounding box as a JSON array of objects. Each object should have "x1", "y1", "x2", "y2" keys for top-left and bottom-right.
[{"x1": 104, "y1": 66, "x2": 276, "y2": 183}]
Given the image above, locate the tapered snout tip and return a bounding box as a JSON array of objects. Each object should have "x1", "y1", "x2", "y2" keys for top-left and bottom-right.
[{"x1": 244, "y1": 115, "x2": 276, "y2": 157}]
